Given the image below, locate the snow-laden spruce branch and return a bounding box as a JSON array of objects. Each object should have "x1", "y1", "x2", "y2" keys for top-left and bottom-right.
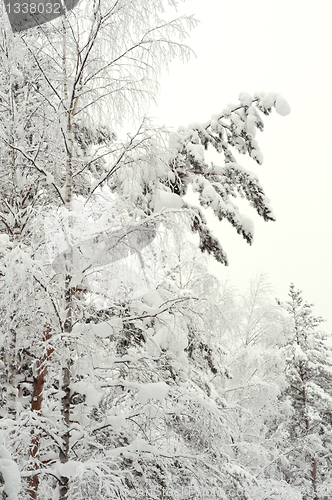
[{"x1": 165, "y1": 91, "x2": 290, "y2": 264}]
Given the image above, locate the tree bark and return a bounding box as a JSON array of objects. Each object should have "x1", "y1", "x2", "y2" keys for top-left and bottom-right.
[
  {"x1": 311, "y1": 456, "x2": 318, "y2": 500},
  {"x1": 59, "y1": 273, "x2": 73, "y2": 500},
  {"x1": 27, "y1": 325, "x2": 53, "y2": 500},
  {"x1": 58, "y1": 12, "x2": 75, "y2": 498},
  {"x1": 7, "y1": 326, "x2": 17, "y2": 417}
]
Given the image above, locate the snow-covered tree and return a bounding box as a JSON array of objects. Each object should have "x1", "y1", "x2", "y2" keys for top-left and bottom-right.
[
  {"x1": 218, "y1": 282, "x2": 332, "y2": 500},
  {"x1": 274, "y1": 285, "x2": 332, "y2": 500},
  {"x1": 215, "y1": 277, "x2": 288, "y2": 495},
  {"x1": 0, "y1": 2, "x2": 196, "y2": 497},
  {"x1": 0, "y1": 1, "x2": 291, "y2": 499}
]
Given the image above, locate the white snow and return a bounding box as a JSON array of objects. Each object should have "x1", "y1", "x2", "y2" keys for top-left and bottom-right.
[
  {"x1": 142, "y1": 289, "x2": 164, "y2": 309},
  {"x1": 70, "y1": 381, "x2": 102, "y2": 407},
  {"x1": 230, "y1": 114, "x2": 241, "y2": 125},
  {"x1": 240, "y1": 215, "x2": 255, "y2": 235},
  {"x1": 202, "y1": 184, "x2": 217, "y2": 202},
  {"x1": 0, "y1": 435, "x2": 20, "y2": 500},
  {"x1": 45, "y1": 171, "x2": 55, "y2": 185},
  {"x1": 251, "y1": 149, "x2": 263, "y2": 164},
  {"x1": 186, "y1": 142, "x2": 205, "y2": 162},
  {"x1": 45, "y1": 189, "x2": 164, "y2": 306},
  {"x1": 210, "y1": 118, "x2": 219, "y2": 132},
  {"x1": 246, "y1": 114, "x2": 257, "y2": 136},
  {"x1": 260, "y1": 92, "x2": 277, "y2": 109},
  {"x1": 86, "y1": 384, "x2": 102, "y2": 407},
  {"x1": 91, "y1": 318, "x2": 123, "y2": 338},
  {"x1": 137, "y1": 381, "x2": 170, "y2": 404},
  {"x1": 167, "y1": 170, "x2": 175, "y2": 182},
  {"x1": 275, "y1": 94, "x2": 291, "y2": 116},
  {"x1": 150, "y1": 325, "x2": 170, "y2": 352},
  {"x1": 0, "y1": 459, "x2": 21, "y2": 500},
  {"x1": 0, "y1": 234, "x2": 10, "y2": 246},
  {"x1": 239, "y1": 92, "x2": 253, "y2": 107},
  {"x1": 153, "y1": 189, "x2": 184, "y2": 212},
  {"x1": 56, "y1": 460, "x2": 79, "y2": 479},
  {"x1": 307, "y1": 334, "x2": 315, "y2": 348},
  {"x1": 222, "y1": 107, "x2": 231, "y2": 118},
  {"x1": 294, "y1": 344, "x2": 308, "y2": 362},
  {"x1": 258, "y1": 92, "x2": 291, "y2": 116},
  {"x1": 105, "y1": 415, "x2": 126, "y2": 430},
  {"x1": 213, "y1": 164, "x2": 224, "y2": 175}
]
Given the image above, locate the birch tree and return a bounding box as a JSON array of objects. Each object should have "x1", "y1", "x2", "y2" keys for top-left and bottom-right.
[
  {"x1": 0, "y1": 1, "x2": 292, "y2": 499},
  {"x1": 0, "y1": 2, "x2": 196, "y2": 498}
]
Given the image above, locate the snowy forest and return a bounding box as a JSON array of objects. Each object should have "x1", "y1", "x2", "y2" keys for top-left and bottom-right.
[{"x1": 0, "y1": 1, "x2": 331, "y2": 499}]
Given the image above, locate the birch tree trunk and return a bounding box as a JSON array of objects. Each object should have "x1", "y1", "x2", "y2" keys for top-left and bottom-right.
[
  {"x1": 59, "y1": 13, "x2": 75, "y2": 498},
  {"x1": 59, "y1": 275, "x2": 72, "y2": 500}
]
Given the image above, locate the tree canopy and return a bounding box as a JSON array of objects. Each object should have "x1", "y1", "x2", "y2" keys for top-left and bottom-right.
[{"x1": 1, "y1": 3, "x2": 330, "y2": 500}]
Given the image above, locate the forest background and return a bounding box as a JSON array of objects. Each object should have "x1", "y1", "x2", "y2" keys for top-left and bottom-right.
[{"x1": 0, "y1": 1, "x2": 331, "y2": 500}]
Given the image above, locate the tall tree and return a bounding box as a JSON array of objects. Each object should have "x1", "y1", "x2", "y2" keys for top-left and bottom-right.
[
  {"x1": 1, "y1": 2, "x2": 196, "y2": 497},
  {"x1": 218, "y1": 277, "x2": 287, "y2": 496},
  {"x1": 0, "y1": 1, "x2": 291, "y2": 499},
  {"x1": 276, "y1": 285, "x2": 332, "y2": 500}
]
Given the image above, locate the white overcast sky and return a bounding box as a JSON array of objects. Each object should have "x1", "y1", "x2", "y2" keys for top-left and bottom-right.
[{"x1": 150, "y1": 0, "x2": 332, "y2": 329}]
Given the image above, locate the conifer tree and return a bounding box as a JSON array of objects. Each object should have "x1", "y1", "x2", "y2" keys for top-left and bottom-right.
[
  {"x1": 278, "y1": 285, "x2": 332, "y2": 500},
  {"x1": 167, "y1": 91, "x2": 290, "y2": 264}
]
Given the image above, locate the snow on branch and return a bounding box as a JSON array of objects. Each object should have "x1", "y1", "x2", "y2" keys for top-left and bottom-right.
[{"x1": 167, "y1": 92, "x2": 290, "y2": 263}]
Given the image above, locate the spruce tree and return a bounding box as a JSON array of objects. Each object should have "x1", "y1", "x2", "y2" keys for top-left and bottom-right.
[{"x1": 278, "y1": 285, "x2": 332, "y2": 500}]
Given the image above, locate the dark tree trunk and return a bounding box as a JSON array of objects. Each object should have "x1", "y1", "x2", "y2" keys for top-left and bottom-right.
[
  {"x1": 59, "y1": 272, "x2": 73, "y2": 500},
  {"x1": 27, "y1": 325, "x2": 53, "y2": 500}
]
